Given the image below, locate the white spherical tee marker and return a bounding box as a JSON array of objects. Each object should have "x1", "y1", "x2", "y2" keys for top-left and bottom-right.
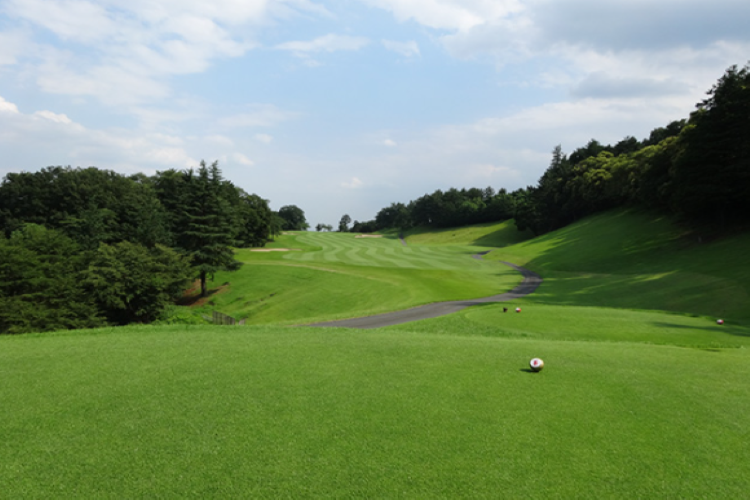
[
  {"x1": 529, "y1": 358, "x2": 544, "y2": 372},
  {"x1": 717, "y1": 319, "x2": 724, "y2": 325}
]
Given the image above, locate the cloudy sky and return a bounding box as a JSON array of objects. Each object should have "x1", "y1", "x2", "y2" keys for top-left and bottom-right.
[{"x1": 1, "y1": 0, "x2": 748, "y2": 227}]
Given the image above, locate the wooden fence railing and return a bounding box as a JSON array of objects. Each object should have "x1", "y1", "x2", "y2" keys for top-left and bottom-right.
[{"x1": 204, "y1": 311, "x2": 246, "y2": 325}]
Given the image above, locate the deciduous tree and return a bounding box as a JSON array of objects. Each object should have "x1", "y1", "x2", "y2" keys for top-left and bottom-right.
[
  {"x1": 338, "y1": 214, "x2": 351, "y2": 232},
  {"x1": 278, "y1": 205, "x2": 309, "y2": 231},
  {"x1": 86, "y1": 241, "x2": 191, "y2": 324},
  {"x1": 0, "y1": 225, "x2": 104, "y2": 333}
]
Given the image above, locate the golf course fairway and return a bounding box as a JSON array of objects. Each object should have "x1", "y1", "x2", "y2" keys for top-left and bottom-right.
[{"x1": 2, "y1": 210, "x2": 749, "y2": 497}]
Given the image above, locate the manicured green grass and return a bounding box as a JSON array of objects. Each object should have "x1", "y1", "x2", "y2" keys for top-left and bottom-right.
[
  {"x1": 387, "y1": 302, "x2": 750, "y2": 348},
  {"x1": 2, "y1": 325, "x2": 749, "y2": 498},
  {"x1": 404, "y1": 219, "x2": 534, "y2": 247},
  {"x1": 199, "y1": 230, "x2": 522, "y2": 324},
  {"x1": 485, "y1": 209, "x2": 750, "y2": 322},
  {"x1": 201, "y1": 262, "x2": 514, "y2": 325},
  {"x1": 207, "y1": 210, "x2": 750, "y2": 326},
  {"x1": 6, "y1": 211, "x2": 750, "y2": 497}
]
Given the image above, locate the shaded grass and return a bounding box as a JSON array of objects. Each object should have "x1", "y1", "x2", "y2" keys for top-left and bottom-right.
[
  {"x1": 485, "y1": 209, "x2": 750, "y2": 322},
  {"x1": 403, "y1": 219, "x2": 533, "y2": 247},
  {"x1": 2, "y1": 326, "x2": 750, "y2": 498}
]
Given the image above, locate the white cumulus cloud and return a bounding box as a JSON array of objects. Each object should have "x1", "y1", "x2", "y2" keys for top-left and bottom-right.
[
  {"x1": 360, "y1": 0, "x2": 523, "y2": 32},
  {"x1": 0, "y1": 95, "x2": 197, "y2": 175},
  {"x1": 341, "y1": 177, "x2": 364, "y2": 189},
  {"x1": 205, "y1": 134, "x2": 235, "y2": 146},
  {"x1": 1, "y1": 0, "x2": 331, "y2": 109},
  {"x1": 381, "y1": 40, "x2": 420, "y2": 58},
  {"x1": 276, "y1": 33, "x2": 370, "y2": 54},
  {"x1": 364, "y1": 0, "x2": 750, "y2": 107},
  {"x1": 219, "y1": 104, "x2": 297, "y2": 128},
  {"x1": 0, "y1": 30, "x2": 28, "y2": 65},
  {"x1": 233, "y1": 153, "x2": 255, "y2": 166},
  {"x1": 33, "y1": 110, "x2": 73, "y2": 124},
  {"x1": 465, "y1": 164, "x2": 522, "y2": 183},
  {"x1": 0, "y1": 96, "x2": 20, "y2": 114}
]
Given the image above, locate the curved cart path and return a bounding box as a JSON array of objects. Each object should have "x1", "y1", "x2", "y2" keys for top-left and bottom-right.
[{"x1": 308, "y1": 253, "x2": 542, "y2": 329}]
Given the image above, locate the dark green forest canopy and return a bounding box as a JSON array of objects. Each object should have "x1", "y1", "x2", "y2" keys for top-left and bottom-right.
[
  {"x1": 0, "y1": 164, "x2": 276, "y2": 249},
  {"x1": 0, "y1": 162, "x2": 279, "y2": 333},
  {"x1": 0, "y1": 224, "x2": 105, "y2": 334},
  {"x1": 0, "y1": 166, "x2": 171, "y2": 249}
]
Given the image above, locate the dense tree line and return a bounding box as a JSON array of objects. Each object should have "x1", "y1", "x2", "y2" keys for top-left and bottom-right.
[
  {"x1": 344, "y1": 186, "x2": 526, "y2": 233},
  {"x1": 0, "y1": 161, "x2": 277, "y2": 333},
  {"x1": 514, "y1": 63, "x2": 749, "y2": 234},
  {"x1": 332, "y1": 187, "x2": 517, "y2": 234},
  {"x1": 355, "y1": 63, "x2": 749, "y2": 235}
]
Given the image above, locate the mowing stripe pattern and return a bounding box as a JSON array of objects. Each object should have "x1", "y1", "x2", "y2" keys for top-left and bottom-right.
[{"x1": 288, "y1": 232, "x2": 491, "y2": 271}]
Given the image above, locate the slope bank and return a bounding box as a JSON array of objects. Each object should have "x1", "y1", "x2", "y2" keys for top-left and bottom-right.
[{"x1": 485, "y1": 209, "x2": 750, "y2": 322}]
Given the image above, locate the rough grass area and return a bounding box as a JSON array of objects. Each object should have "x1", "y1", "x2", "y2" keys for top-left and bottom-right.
[{"x1": 2, "y1": 325, "x2": 749, "y2": 498}]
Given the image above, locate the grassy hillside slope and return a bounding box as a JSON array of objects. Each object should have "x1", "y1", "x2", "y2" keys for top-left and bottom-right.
[
  {"x1": 485, "y1": 209, "x2": 750, "y2": 322},
  {"x1": 403, "y1": 219, "x2": 534, "y2": 247}
]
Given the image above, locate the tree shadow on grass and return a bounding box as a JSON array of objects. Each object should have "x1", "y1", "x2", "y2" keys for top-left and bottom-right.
[
  {"x1": 472, "y1": 225, "x2": 534, "y2": 248},
  {"x1": 492, "y1": 209, "x2": 750, "y2": 322},
  {"x1": 177, "y1": 283, "x2": 229, "y2": 307}
]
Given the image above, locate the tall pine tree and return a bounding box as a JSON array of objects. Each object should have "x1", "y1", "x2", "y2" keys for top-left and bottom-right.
[{"x1": 177, "y1": 161, "x2": 242, "y2": 297}]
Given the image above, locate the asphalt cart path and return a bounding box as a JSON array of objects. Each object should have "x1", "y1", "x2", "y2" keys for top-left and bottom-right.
[{"x1": 308, "y1": 252, "x2": 542, "y2": 329}]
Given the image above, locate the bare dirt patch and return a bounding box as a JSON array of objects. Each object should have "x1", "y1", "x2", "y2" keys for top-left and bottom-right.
[
  {"x1": 178, "y1": 280, "x2": 231, "y2": 307},
  {"x1": 355, "y1": 234, "x2": 383, "y2": 238}
]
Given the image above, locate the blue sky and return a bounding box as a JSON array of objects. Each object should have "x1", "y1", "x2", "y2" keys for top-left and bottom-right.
[{"x1": 1, "y1": 0, "x2": 749, "y2": 227}]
